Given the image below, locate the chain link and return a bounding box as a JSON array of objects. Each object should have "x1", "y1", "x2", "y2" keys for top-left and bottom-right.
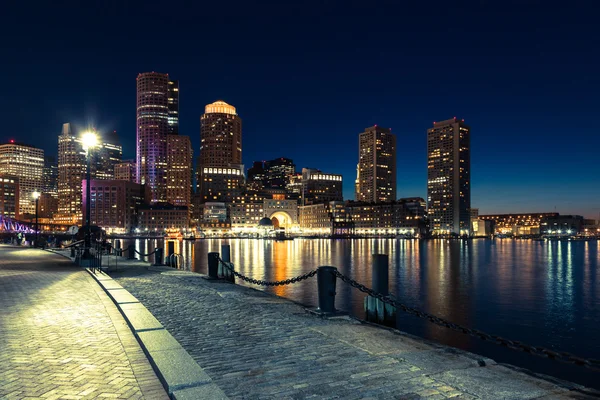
[
  {"x1": 333, "y1": 270, "x2": 600, "y2": 372},
  {"x1": 218, "y1": 258, "x2": 318, "y2": 286}
]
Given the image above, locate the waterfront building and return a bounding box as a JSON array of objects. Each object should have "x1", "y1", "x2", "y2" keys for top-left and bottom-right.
[
  {"x1": 166, "y1": 135, "x2": 192, "y2": 207},
  {"x1": 138, "y1": 203, "x2": 189, "y2": 233},
  {"x1": 286, "y1": 172, "x2": 302, "y2": 196},
  {"x1": 264, "y1": 158, "x2": 295, "y2": 189},
  {"x1": 298, "y1": 201, "x2": 353, "y2": 236},
  {"x1": 301, "y1": 168, "x2": 343, "y2": 206},
  {"x1": 0, "y1": 176, "x2": 19, "y2": 219},
  {"x1": 43, "y1": 156, "x2": 58, "y2": 198},
  {"x1": 82, "y1": 179, "x2": 150, "y2": 234},
  {"x1": 38, "y1": 193, "x2": 58, "y2": 219},
  {"x1": 199, "y1": 100, "x2": 242, "y2": 167},
  {"x1": 167, "y1": 80, "x2": 179, "y2": 135},
  {"x1": 540, "y1": 215, "x2": 584, "y2": 235},
  {"x1": 56, "y1": 123, "x2": 123, "y2": 225},
  {"x1": 479, "y1": 213, "x2": 558, "y2": 235},
  {"x1": 472, "y1": 219, "x2": 494, "y2": 237},
  {"x1": 229, "y1": 194, "x2": 264, "y2": 232},
  {"x1": 346, "y1": 199, "x2": 427, "y2": 235},
  {"x1": 114, "y1": 160, "x2": 137, "y2": 182},
  {"x1": 264, "y1": 195, "x2": 298, "y2": 229},
  {"x1": 198, "y1": 165, "x2": 245, "y2": 203},
  {"x1": 137, "y1": 72, "x2": 176, "y2": 203},
  {"x1": 427, "y1": 118, "x2": 471, "y2": 235},
  {"x1": 356, "y1": 125, "x2": 396, "y2": 203},
  {"x1": 0, "y1": 141, "x2": 44, "y2": 217},
  {"x1": 246, "y1": 161, "x2": 266, "y2": 193},
  {"x1": 198, "y1": 202, "x2": 230, "y2": 232}
]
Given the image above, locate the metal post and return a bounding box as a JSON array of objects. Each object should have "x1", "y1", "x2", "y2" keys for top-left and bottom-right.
[
  {"x1": 317, "y1": 266, "x2": 337, "y2": 314},
  {"x1": 35, "y1": 198, "x2": 39, "y2": 247},
  {"x1": 154, "y1": 247, "x2": 163, "y2": 266},
  {"x1": 220, "y1": 244, "x2": 230, "y2": 277},
  {"x1": 128, "y1": 246, "x2": 135, "y2": 259},
  {"x1": 115, "y1": 239, "x2": 121, "y2": 256},
  {"x1": 83, "y1": 150, "x2": 92, "y2": 259},
  {"x1": 208, "y1": 252, "x2": 219, "y2": 279},
  {"x1": 167, "y1": 241, "x2": 175, "y2": 267},
  {"x1": 372, "y1": 254, "x2": 389, "y2": 296}
]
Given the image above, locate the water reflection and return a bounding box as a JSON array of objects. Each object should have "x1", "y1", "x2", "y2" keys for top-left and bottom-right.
[{"x1": 112, "y1": 237, "x2": 600, "y2": 389}]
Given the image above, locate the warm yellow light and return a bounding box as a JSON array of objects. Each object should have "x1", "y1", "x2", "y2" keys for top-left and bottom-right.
[
  {"x1": 81, "y1": 131, "x2": 98, "y2": 151},
  {"x1": 32, "y1": 191, "x2": 40, "y2": 200}
]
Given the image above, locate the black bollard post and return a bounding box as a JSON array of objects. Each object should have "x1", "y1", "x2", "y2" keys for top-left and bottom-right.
[
  {"x1": 316, "y1": 266, "x2": 337, "y2": 314},
  {"x1": 207, "y1": 252, "x2": 219, "y2": 279},
  {"x1": 128, "y1": 246, "x2": 135, "y2": 259},
  {"x1": 372, "y1": 254, "x2": 389, "y2": 296},
  {"x1": 70, "y1": 246, "x2": 75, "y2": 257},
  {"x1": 154, "y1": 247, "x2": 163, "y2": 266},
  {"x1": 220, "y1": 244, "x2": 230, "y2": 278},
  {"x1": 115, "y1": 239, "x2": 121, "y2": 256},
  {"x1": 167, "y1": 241, "x2": 175, "y2": 267}
]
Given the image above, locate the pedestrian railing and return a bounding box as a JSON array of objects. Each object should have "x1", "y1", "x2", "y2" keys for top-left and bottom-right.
[{"x1": 214, "y1": 253, "x2": 600, "y2": 373}]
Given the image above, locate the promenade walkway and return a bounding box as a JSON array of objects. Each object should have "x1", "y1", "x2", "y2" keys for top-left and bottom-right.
[
  {"x1": 106, "y1": 261, "x2": 598, "y2": 400},
  {"x1": 0, "y1": 246, "x2": 168, "y2": 400}
]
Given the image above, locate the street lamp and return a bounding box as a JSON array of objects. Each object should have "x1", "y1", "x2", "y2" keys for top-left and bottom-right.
[
  {"x1": 81, "y1": 131, "x2": 98, "y2": 259},
  {"x1": 32, "y1": 191, "x2": 40, "y2": 246}
]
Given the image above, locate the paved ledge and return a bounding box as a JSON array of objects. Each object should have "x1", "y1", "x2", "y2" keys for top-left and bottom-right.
[{"x1": 87, "y1": 269, "x2": 229, "y2": 399}]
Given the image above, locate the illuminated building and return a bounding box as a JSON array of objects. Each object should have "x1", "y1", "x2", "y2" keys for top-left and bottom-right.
[
  {"x1": 479, "y1": 213, "x2": 558, "y2": 235},
  {"x1": 265, "y1": 158, "x2": 295, "y2": 188},
  {"x1": 43, "y1": 156, "x2": 58, "y2": 198},
  {"x1": 166, "y1": 135, "x2": 192, "y2": 207},
  {"x1": 198, "y1": 202, "x2": 230, "y2": 231},
  {"x1": 0, "y1": 141, "x2": 44, "y2": 217},
  {"x1": 346, "y1": 199, "x2": 427, "y2": 235},
  {"x1": 198, "y1": 165, "x2": 245, "y2": 203},
  {"x1": 138, "y1": 203, "x2": 189, "y2": 232},
  {"x1": 286, "y1": 172, "x2": 302, "y2": 196},
  {"x1": 299, "y1": 201, "x2": 353, "y2": 236},
  {"x1": 168, "y1": 80, "x2": 179, "y2": 135},
  {"x1": 38, "y1": 193, "x2": 58, "y2": 218},
  {"x1": 356, "y1": 126, "x2": 396, "y2": 203},
  {"x1": 136, "y1": 72, "x2": 176, "y2": 203},
  {"x1": 264, "y1": 196, "x2": 298, "y2": 229},
  {"x1": 199, "y1": 100, "x2": 242, "y2": 167},
  {"x1": 540, "y1": 215, "x2": 584, "y2": 235},
  {"x1": 301, "y1": 168, "x2": 343, "y2": 206},
  {"x1": 229, "y1": 194, "x2": 264, "y2": 231},
  {"x1": 82, "y1": 179, "x2": 149, "y2": 234},
  {"x1": 427, "y1": 118, "x2": 471, "y2": 235},
  {"x1": 56, "y1": 123, "x2": 122, "y2": 225},
  {"x1": 114, "y1": 160, "x2": 137, "y2": 182},
  {"x1": 0, "y1": 176, "x2": 19, "y2": 219},
  {"x1": 246, "y1": 161, "x2": 266, "y2": 193}
]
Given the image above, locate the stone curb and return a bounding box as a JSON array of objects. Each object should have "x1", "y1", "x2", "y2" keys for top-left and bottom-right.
[{"x1": 86, "y1": 268, "x2": 229, "y2": 400}]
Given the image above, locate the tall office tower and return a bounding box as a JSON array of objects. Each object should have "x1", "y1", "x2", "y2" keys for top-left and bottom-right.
[
  {"x1": 427, "y1": 118, "x2": 471, "y2": 235},
  {"x1": 168, "y1": 80, "x2": 179, "y2": 135},
  {"x1": 0, "y1": 176, "x2": 19, "y2": 219},
  {"x1": 136, "y1": 72, "x2": 172, "y2": 203},
  {"x1": 56, "y1": 123, "x2": 123, "y2": 225},
  {"x1": 199, "y1": 100, "x2": 242, "y2": 167},
  {"x1": 114, "y1": 160, "x2": 137, "y2": 182},
  {"x1": 43, "y1": 155, "x2": 58, "y2": 198},
  {"x1": 166, "y1": 135, "x2": 192, "y2": 207},
  {"x1": 198, "y1": 100, "x2": 243, "y2": 202},
  {"x1": 95, "y1": 131, "x2": 122, "y2": 180},
  {"x1": 0, "y1": 141, "x2": 44, "y2": 216},
  {"x1": 355, "y1": 125, "x2": 396, "y2": 203},
  {"x1": 264, "y1": 157, "x2": 295, "y2": 188},
  {"x1": 301, "y1": 168, "x2": 343, "y2": 206},
  {"x1": 247, "y1": 161, "x2": 266, "y2": 193}
]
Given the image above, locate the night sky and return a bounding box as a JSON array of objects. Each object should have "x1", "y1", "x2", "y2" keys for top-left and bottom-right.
[{"x1": 1, "y1": 1, "x2": 598, "y2": 218}]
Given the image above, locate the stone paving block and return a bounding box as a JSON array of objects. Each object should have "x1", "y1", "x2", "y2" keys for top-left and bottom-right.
[
  {"x1": 137, "y1": 329, "x2": 184, "y2": 352},
  {"x1": 171, "y1": 383, "x2": 229, "y2": 399},
  {"x1": 100, "y1": 280, "x2": 124, "y2": 290},
  {"x1": 107, "y1": 289, "x2": 140, "y2": 304},
  {"x1": 119, "y1": 303, "x2": 164, "y2": 332},
  {"x1": 148, "y1": 348, "x2": 213, "y2": 392}
]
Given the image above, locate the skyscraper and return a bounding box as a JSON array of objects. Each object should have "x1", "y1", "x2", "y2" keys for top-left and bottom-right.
[
  {"x1": 355, "y1": 125, "x2": 396, "y2": 203},
  {"x1": 0, "y1": 141, "x2": 44, "y2": 216},
  {"x1": 166, "y1": 135, "x2": 192, "y2": 207},
  {"x1": 301, "y1": 168, "x2": 343, "y2": 206},
  {"x1": 43, "y1": 155, "x2": 58, "y2": 198},
  {"x1": 198, "y1": 101, "x2": 243, "y2": 203},
  {"x1": 167, "y1": 80, "x2": 179, "y2": 135},
  {"x1": 95, "y1": 131, "x2": 122, "y2": 180},
  {"x1": 199, "y1": 100, "x2": 242, "y2": 167},
  {"x1": 427, "y1": 118, "x2": 471, "y2": 235},
  {"x1": 136, "y1": 72, "x2": 175, "y2": 203},
  {"x1": 114, "y1": 160, "x2": 137, "y2": 182}
]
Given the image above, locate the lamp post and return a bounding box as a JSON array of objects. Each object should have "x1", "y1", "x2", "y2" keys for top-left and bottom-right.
[
  {"x1": 32, "y1": 191, "x2": 40, "y2": 246},
  {"x1": 81, "y1": 131, "x2": 98, "y2": 259}
]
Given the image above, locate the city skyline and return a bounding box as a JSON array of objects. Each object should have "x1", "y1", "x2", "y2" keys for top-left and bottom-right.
[{"x1": 2, "y1": 2, "x2": 599, "y2": 218}]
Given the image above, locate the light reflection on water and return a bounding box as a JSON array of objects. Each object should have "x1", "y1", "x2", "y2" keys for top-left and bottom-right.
[{"x1": 113, "y1": 237, "x2": 600, "y2": 389}]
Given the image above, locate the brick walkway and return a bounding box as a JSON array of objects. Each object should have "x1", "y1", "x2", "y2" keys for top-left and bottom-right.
[
  {"x1": 111, "y1": 266, "x2": 598, "y2": 400},
  {"x1": 0, "y1": 246, "x2": 168, "y2": 400}
]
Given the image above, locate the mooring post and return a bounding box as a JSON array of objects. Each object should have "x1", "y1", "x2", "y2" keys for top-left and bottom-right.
[
  {"x1": 154, "y1": 247, "x2": 163, "y2": 266},
  {"x1": 208, "y1": 252, "x2": 219, "y2": 279},
  {"x1": 317, "y1": 266, "x2": 337, "y2": 314},
  {"x1": 128, "y1": 246, "x2": 135, "y2": 259},
  {"x1": 220, "y1": 244, "x2": 231, "y2": 278},
  {"x1": 115, "y1": 239, "x2": 121, "y2": 256},
  {"x1": 365, "y1": 254, "x2": 390, "y2": 323}
]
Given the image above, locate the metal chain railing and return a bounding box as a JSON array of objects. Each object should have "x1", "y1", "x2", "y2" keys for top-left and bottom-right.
[
  {"x1": 333, "y1": 270, "x2": 600, "y2": 372},
  {"x1": 133, "y1": 247, "x2": 157, "y2": 257},
  {"x1": 218, "y1": 257, "x2": 317, "y2": 286}
]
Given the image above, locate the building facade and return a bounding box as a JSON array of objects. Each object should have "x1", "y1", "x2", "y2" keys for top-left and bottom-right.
[
  {"x1": 0, "y1": 142, "x2": 44, "y2": 216},
  {"x1": 540, "y1": 215, "x2": 584, "y2": 235},
  {"x1": 346, "y1": 200, "x2": 427, "y2": 235},
  {"x1": 427, "y1": 118, "x2": 471, "y2": 235},
  {"x1": 0, "y1": 176, "x2": 19, "y2": 219},
  {"x1": 167, "y1": 80, "x2": 179, "y2": 135},
  {"x1": 138, "y1": 203, "x2": 189, "y2": 233},
  {"x1": 136, "y1": 72, "x2": 175, "y2": 203},
  {"x1": 82, "y1": 179, "x2": 150, "y2": 234},
  {"x1": 356, "y1": 126, "x2": 396, "y2": 203},
  {"x1": 114, "y1": 160, "x2": 137, "y2": 182},
  {"x1": 199, "y1": 100, "x2": 242, "y2": 167},
  {"x1": 43, "y1": 155, "x2": 58, "y2": 198},
  {"x1": 38, "y1": 193, "x2": 58, "y2": 219},
  {"x1": 198, "y1": 165, "x2": 245, "y2": 203},
  {"x1": 166, "y1": 135, "x2": 192, "y2": 207},
  {"x1": 301, "y1": 168, "x2": 343, "y2": 206},
  {"x1": 95, "y1": 133, "x2": 122, "y2": 180},
  {"x1": 479, "y1": 213, "x2": 558, "y2": 235},
  {"x1": 229, "y1": 194, "x2": 264, "y2": 231}
]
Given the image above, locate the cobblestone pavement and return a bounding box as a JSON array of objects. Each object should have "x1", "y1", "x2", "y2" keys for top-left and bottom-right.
[
  {"x1": 0, "y1": 246, "x2": 168, "y2": 400},
  {"x1": 111, "y1": 266, "x2": 598, "y2": 400}
]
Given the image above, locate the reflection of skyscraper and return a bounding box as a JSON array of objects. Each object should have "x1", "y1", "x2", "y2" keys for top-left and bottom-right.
[
  {"x1": 356, "y1": 126, "x2": 396, "y2": 203},
  {"x1": 427, "y1": 118, "x2": 471, "y2": 235},
  {"x1": 136, "y1": 72, "x2": 174, "y2": 203}
]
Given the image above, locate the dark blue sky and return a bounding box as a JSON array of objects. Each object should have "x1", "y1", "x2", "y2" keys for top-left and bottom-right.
[{"x1": 1, "y1": 1, "x2": 599, "y2": 218}]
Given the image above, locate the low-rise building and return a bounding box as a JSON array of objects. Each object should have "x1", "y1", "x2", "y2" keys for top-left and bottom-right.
[
  {"x1": 472, "y1": 219, "x2": 494, "y2": 237},
  {"x1": 301, "y1": 168, "x2": 343, "y2": 205},
  {"x1": 83, "y1": 179, "x2": 150, "y2": 234},
  {"x1": 264, "y1": 195, "x2": 298, "y2": 229},
  {"x1": 540, "y1": 215, "x2": 584, "y2": 235},
  {"x1": 479, "y1": 213, "x2": 558, "y2": 235},
  {"x1": 138, "y1": 203, "x2": 189, "y2": 233},
  {"x1": 346, "y1": 200, "x2": 426, "y2": 235},
  {"x1": 229, "y1": 194, "x2": 264, "y2": 232},
  {"x1": 197, "y1": 202, "x2": 230, "y2": 232}
]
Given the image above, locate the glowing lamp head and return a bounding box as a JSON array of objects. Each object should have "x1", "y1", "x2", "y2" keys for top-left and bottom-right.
[
  {"x1": 81, "y1": 131, "x2": 98, "y2": 151},
  {"x1": 32, "y1": 191, "x2": 41, "y2": 200}
]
